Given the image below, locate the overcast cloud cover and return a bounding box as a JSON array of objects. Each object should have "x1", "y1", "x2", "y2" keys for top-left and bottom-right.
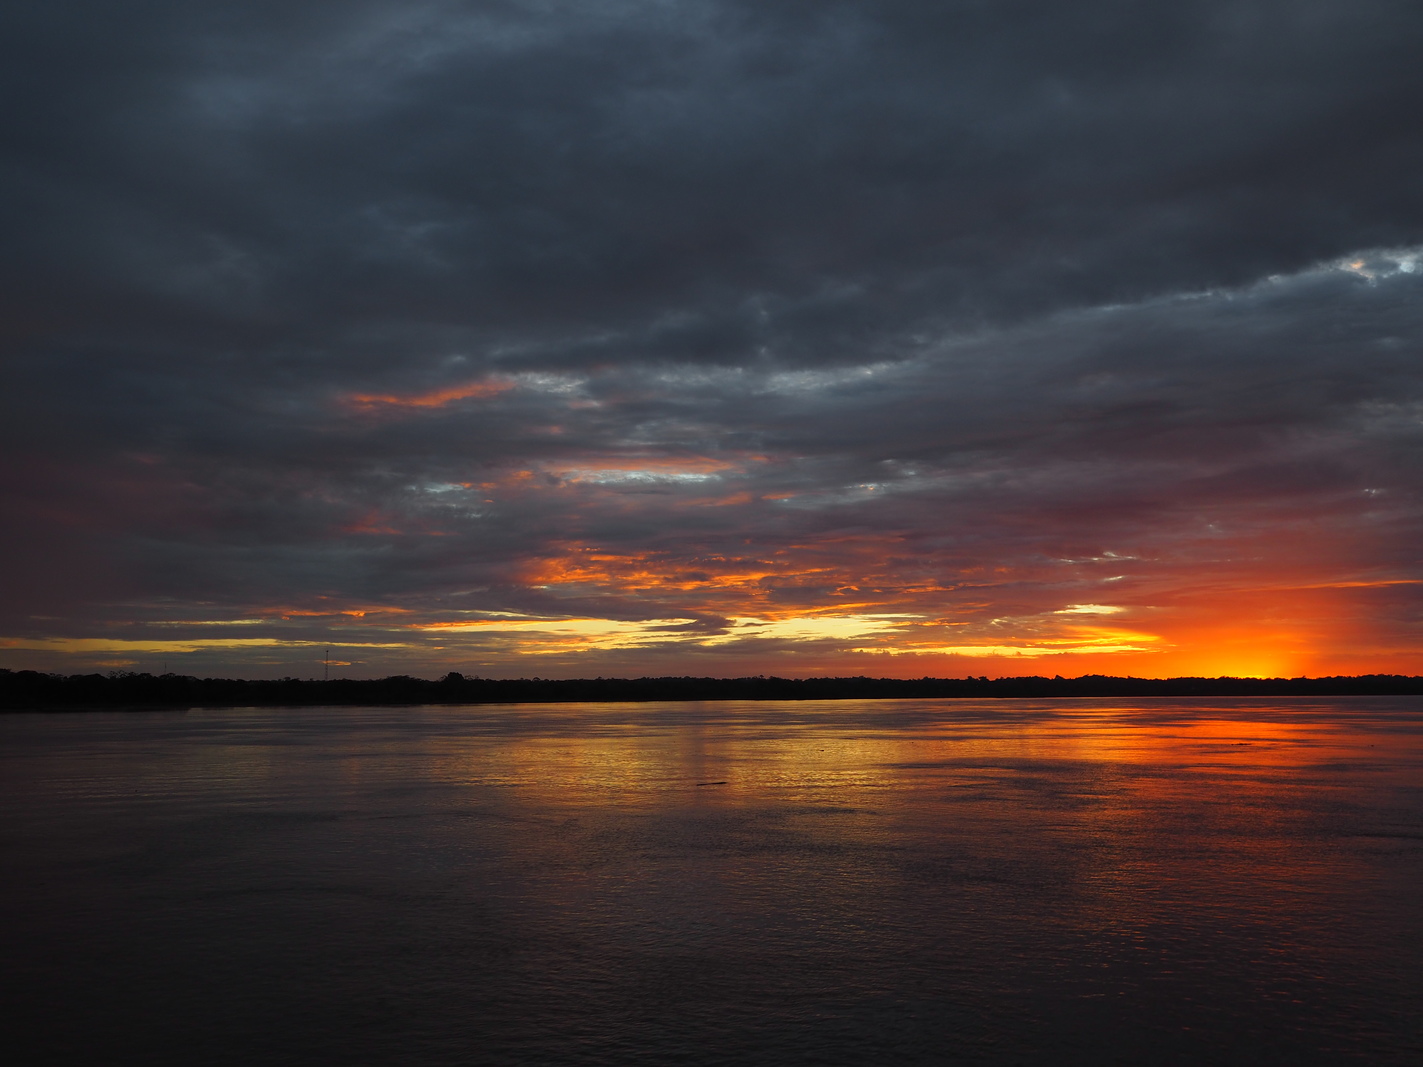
[{"x1": 3, "y1": 0, "x2": 1423, "y2": 678}]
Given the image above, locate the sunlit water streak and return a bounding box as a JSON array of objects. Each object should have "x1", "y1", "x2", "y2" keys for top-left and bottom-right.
[{"x1": 2, "y1": 698, "x2": 1420, "y2": 1065}]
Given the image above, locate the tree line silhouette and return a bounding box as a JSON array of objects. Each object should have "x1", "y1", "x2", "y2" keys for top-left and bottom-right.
[{"x1": 3, "y1": 668, "x2": 1422, "y2": 709}]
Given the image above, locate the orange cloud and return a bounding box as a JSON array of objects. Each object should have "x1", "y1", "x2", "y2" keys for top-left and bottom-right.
[
  {"x1": 480, "y1": 521, "x2": 1423, "y2": 677},
  {"x1": 261, "y1": 606, "x2": 413, "y2": 620},
  {"x1": 343, "y1": 377, "x2": 514, "y2": 412},
  {"x1": 518, "y1": 543, "x2": 864, "y2": 609}
]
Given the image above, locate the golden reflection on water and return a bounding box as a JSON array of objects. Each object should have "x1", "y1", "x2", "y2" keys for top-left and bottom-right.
[
  {"x1": 427, "y1": 700, "x2": 1417, "y2": 808},
  {"x1": 485, "y1": 703, "x2": 1410, "y2": 930},
  {"x1": 419, "y1": 701, "x2": 1421, "y2": 921},
  {"x1": 3, "y1": 698, "x2": 1421, "y2": 1064}
]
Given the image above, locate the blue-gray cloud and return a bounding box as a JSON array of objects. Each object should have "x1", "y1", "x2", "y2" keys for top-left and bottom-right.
[{"x1": 3, "y1": 2, "x2": 1422, "y2": 674}]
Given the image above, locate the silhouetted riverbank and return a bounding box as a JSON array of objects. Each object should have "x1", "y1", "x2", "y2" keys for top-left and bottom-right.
[{"x1": 4, "y1": 667, "x2": 1423, "y2": 710}]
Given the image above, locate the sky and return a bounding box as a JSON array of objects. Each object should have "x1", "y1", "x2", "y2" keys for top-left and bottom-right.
[{"x1": 3, "y1": 0, "x2": 1423, "y2": 680}]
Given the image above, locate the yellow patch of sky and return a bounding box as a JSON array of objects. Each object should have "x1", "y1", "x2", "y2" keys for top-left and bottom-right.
[
  {"x1": 416, "y1": 616, "x2": 700, "y2": 652},
  {"x1": 420, "y1": 613, "x2": 919, "y2": 652},
  {"x1": 851, "y1": 622, "x2": 1164, "y2": 657},
  {"x1": 410, "y1": 611, "x2": 1168, "y2": 657},
  {"x1": 6, "y1": 610, "x2": 1168, "y2": 661},
  {"x1": 149, "y1": 618, "x2": 269, "y2": 626},
  {"x1": 706, "y1": 615, "x2": 918, "y2": 643},
  {"x1": 1, "y1": 637, "x2": 414, "y2": 653},
  {"x1": 854, "y1": 642, "x2": 1156, "y2": 657}
]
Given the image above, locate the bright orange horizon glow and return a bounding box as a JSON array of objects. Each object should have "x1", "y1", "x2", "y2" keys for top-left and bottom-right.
[{"x1": 7, "y1": 444, "x2": 1421, "y2": 678}]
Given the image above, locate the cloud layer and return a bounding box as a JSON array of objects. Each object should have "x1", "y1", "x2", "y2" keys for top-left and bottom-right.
[{"x1": 4, "y1": 1, "x2": 1422, "y2": 677}]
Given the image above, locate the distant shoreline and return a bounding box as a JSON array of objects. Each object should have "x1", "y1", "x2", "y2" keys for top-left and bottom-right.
[{"x1": 3, "y1": 668, "x2": 1423, "y2": 710}]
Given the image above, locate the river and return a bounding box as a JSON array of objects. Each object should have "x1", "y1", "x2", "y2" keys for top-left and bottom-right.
[{"x1": 3, "y1": 698, "x2": 1420, "y2": 1064}]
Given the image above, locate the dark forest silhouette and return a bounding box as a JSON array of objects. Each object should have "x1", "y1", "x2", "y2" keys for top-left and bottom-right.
[{"x1": 3, "y1": 668, "x2": 1422, "y2": 710}]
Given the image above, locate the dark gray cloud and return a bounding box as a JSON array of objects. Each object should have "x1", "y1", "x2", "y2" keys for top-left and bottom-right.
[{"x1": 2, "y1": 2, "x2": 1422, "y2": 675}]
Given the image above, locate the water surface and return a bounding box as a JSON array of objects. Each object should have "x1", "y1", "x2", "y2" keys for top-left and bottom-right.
[{"x1": 3, "y1": 698, "x2": 1420, "y2": 1065}]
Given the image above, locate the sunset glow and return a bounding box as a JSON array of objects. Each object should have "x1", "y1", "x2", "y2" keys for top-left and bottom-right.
[
  {"x1": 343, "y1": 378, "x2": 515, "y2": 412},
  {"x1": 2, "y1": 4, "x2": 1421, "y2": 681},
  {"x1": 9, "y1": 11, "x2": 1423, "y2": 1067}
]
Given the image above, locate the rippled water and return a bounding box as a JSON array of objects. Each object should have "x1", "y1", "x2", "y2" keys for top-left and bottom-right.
[{"x1": 3, "y1": 698, "x2": 1421, "y2": 1065}]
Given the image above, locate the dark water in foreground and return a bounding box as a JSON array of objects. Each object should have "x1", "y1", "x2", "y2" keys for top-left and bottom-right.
[{"x1": 2, "y1": 699, "x2": 1421, "y2": 1066}]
